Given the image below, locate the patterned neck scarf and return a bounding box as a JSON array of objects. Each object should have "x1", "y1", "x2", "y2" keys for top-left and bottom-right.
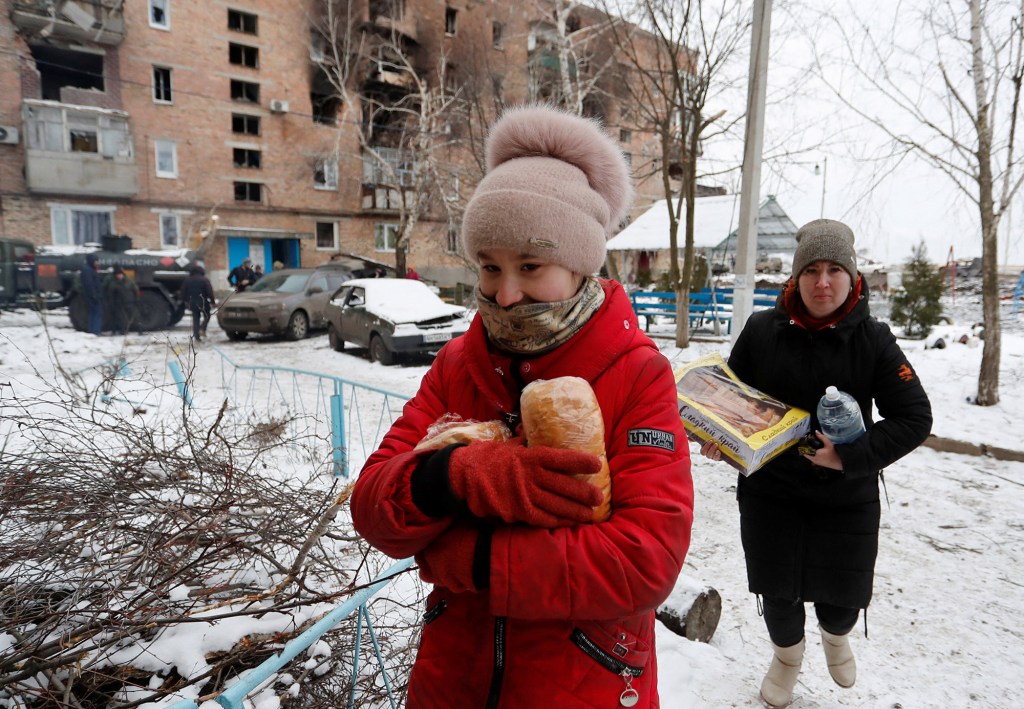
[{"x1": 475, "y1": 276, "x2": 605, "y2": 355}]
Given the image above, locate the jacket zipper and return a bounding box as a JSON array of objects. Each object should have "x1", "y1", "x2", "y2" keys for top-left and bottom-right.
[
  {"x1": 484, "y1": 616, "x2": 507, "y2": 709},
  {"x1": 570, "y1": 628, "x2": 644, "y2": 677}
]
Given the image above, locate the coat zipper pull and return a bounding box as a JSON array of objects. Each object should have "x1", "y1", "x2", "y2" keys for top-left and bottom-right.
[{"x1": 619, "y1": 669, "x2": 639, "y2": 707}]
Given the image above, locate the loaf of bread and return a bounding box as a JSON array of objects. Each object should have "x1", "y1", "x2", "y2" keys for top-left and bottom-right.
[
  {"x1": 414, "y1": 415, "x2": 512, "y2": 451},
  {"x1": 520, "y1": 377, "x2": 611, "y2": 522}
]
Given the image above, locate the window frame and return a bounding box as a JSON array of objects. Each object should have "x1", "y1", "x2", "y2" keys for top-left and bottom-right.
[
  {"x1": 149, "y1": 0, "x2": 170, "y2": 30},
  {"x1": 445, "y1": 7, "x2": 457, "y2": 35},
  {"x1": 154, "y1": 139, "x2": 178, "y2": 178},
  {"x1": 230, "y1": 79, "x2": 260, "y2": 104},
  {"x1": 315, "y1": 221, "x2": 338, "y2": 251},
  {"x1": 153, "y1": 66, "x2": 173, "y2": 103},
  {"x1": 233, "y1": 181, "x2": 263, "y2": 203},
  {"x1": 231, "y1": 113, "x2": 261, "y2": 136},
  {"x1": 314, "y1": 157, "x2": 339, "y2": 190},
  {"x1": 233, "y1": 147, "x2": 261, "y2": 169},
  {"x1": 227, "y1": 8, "x2": 258, "y2": 35},
  {"x1": 229, "y1": 42, "x2": 259, "y2": 69},
  {"x1": 374, "y1": 223, "x2": 399, "y2": 252},
  {"x1": 159, "y1": 213, "x2": 181, "y2": 248},
  {"x1": 49, "y1": 204, "x2": 116, "y2": 247}
]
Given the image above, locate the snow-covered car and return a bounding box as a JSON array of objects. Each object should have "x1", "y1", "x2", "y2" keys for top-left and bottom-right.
[
  {"x1": 217, "y1": 265, "x2": 356, "y2": 341},
  {"x1": 325, "y1": 278, "x2": 472, "y2": 364}
]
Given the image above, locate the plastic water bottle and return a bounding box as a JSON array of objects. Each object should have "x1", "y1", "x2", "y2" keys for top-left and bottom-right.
[{"x1": 816, "y1": 386, "x2": 865, "y2": 444}]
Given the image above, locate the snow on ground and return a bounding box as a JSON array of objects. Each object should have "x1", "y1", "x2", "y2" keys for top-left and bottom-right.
[{"x1": 2, "y1": 294, "x2": 1023, "y2": 708}]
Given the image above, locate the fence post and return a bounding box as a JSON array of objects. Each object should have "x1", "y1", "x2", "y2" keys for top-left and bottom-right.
[
  {"x1": 331, "y1": 388, "x2": 347, "y2": 477},
  {"x1": 167, "y1": 360, "x2": 192, "y2": 407}
]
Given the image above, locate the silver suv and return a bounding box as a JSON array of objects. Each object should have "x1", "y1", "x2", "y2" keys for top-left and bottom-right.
[{"x1": 217, "y1": 265, "x2": 356, "y2": 341}]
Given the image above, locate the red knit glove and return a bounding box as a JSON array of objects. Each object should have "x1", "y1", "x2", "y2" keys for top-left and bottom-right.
[
  {"x1": 416, "y1": 525, "x2": 480, "y2": 594},
  {"x1": 448, "y1": 438, "x2": 603, "y2": 527}
]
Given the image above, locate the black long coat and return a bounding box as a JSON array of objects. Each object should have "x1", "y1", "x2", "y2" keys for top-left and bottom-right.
[{"x1": 728, "y1": 287, "x2": 932, "y2": 609}]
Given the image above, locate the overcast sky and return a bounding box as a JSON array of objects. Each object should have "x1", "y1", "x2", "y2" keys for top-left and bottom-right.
[{"x1": 695, "y1": 0, "x2": 1024, "y2": 268}]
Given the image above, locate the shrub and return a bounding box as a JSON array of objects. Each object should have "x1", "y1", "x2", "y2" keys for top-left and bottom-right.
[{"x1": 890, "y1": 241, "x2": 945, "y2": 338}]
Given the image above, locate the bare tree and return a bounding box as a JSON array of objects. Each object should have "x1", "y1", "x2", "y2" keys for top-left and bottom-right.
[
  {"x1": 311, "y1": 0, "x2": 464, "y2": 276},
  {"x1": 603, "y1": 0, "x2": 749, "y2": 348},
  {"x1": 812, "y1": 0, "x2": 1024, "y2": 405}
]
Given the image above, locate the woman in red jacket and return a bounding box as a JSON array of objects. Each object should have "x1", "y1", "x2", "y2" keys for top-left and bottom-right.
[{"x1": 351, "y1": 105, "x2": 694, "y2": 708}]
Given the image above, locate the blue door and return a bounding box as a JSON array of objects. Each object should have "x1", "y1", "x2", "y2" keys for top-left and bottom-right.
[{"x1": 227, "y1": 237, "x2": 250, "y2": 270}]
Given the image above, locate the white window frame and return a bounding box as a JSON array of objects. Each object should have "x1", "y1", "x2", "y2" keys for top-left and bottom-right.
[
  {"x1": 149, "y1": 0, "x2": 170, "y2": 30},
  {"x1": 374, "y1": 223, "x2": 399, "y2": 252},
  {"x1": 154, "y1": 139, "x2": 177, "y2": 178},
  {"x1": 49, "y1": 203, "x2": 116, "y2": 247},
  {"x1": 314, "y1": 158, "x2": 338, "y2": 190},
  {"x1": 153, "y1": 66, "x2": 173, "y2": 103},
  {"x1": 315, "y1": 221, "x2": 338, "y2": 251},
  {"x1": 159, "y1": 213, "x2": 181, "y2": 248}
]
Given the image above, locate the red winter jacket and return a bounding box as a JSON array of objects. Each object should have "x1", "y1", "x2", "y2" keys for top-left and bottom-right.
[{"x1": 351, "y1": 280, "x2": 693, "y2": 708}]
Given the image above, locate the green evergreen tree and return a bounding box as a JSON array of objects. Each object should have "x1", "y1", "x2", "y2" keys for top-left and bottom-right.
[{"x1": 890, "y1": 241, "x2": 945, "y2": 338}]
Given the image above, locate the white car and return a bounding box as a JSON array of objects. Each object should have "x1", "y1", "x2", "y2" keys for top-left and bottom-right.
[{"x1": 325, "y1": 278, "x2": 472, "y2": 364}]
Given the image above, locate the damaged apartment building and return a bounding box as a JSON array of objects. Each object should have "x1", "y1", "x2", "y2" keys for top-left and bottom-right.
[{"x1": 0, "y1": 0, "x2": 671, "y2": 290}]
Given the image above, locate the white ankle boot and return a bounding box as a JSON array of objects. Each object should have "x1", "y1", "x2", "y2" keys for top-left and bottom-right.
[
  {"x1": 819, "y1": 626, "x2": 856, "y2": 687},
  {"x1": 760, "y1": 638, "x2": 805, "y2": 708}
]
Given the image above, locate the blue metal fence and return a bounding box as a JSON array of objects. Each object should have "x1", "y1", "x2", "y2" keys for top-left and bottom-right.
[
  {"x1": 159, "y1": 350, "x2": 418, "y2": 707},
  {"x1": 212, "y1": 346, "x2": 409, "y2": 477}
]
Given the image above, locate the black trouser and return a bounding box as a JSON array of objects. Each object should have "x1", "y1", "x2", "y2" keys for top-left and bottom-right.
[
  {"x1": 190, "y1": 304, "x2": 210, "y2": 339},
  {"x1": 762, "y1": 595, "x2": 859, "y2": 648}
]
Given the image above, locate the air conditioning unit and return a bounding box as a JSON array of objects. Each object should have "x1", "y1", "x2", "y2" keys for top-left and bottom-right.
[
  {"x1": 269, "y1": 99, "x2": 290, "y2": 114},
  {"x1": 0, "y1": 126, "x2": 19, "y2": 145}
]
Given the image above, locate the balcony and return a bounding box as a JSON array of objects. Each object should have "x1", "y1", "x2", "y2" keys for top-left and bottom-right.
[
  {"x1": 11, "y1": 0, "x2": 125, "y2": 45},
  {"x1": 22, "y1": 99, "x2": 138, "y2": 198}
]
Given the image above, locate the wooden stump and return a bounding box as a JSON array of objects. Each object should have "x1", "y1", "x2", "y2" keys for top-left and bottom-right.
[{"x1": 656, "y1": 586, "x2": 722, "y2": 643}]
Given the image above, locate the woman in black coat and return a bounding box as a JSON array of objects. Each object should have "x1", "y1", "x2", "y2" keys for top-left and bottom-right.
[{"x1": 702, "y1": 219, "x2": 932, "y2": 708}]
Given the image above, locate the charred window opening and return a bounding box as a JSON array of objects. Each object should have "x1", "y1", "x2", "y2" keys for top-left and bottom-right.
[
  {"x1": 445, "y1": 8, "x2": 457, "y2": 35},
  {"x1": 311, "y1": 68, "x2": 340, "y2": 125},
  {"x1": 369, "y1": 0, "x2": 405, "y2": 21},
  {"x1": 30, "y1": 45, "x2": 104, "y2": 101}
]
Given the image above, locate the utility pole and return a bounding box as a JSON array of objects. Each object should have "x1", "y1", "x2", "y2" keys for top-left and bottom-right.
[{"x1": 732, "y1": 0, "x2": 773, "y2": 344}]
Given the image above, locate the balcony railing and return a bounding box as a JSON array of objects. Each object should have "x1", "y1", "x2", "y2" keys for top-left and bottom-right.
[
  {"x1": 22, "y1": 99, "x2": 138, "y2": 198},
  {"x1": 11, "y1": 0, "x2": 126, "y2": 45}
]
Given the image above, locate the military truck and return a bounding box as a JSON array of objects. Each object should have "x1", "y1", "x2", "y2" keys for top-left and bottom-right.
[{"x1": 1, "y1": 234, "x2": 200, "y2": 331}]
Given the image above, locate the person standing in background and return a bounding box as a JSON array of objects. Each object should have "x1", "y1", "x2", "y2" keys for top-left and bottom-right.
[
  {"x1": 180, "y1": 265, "x2": 216, "y2": 342},
  {"x1": 228, "y1": 258, "x2": 256, "y2": 291},
  {"x1": 700, "y1": 219, "x2": 932, "y2": 708},
  {"x1": 79, "y1": 253, "x2": 103, "y2": 335},
  {"x1": 252, "y1": 264, "x2": 264, "y2": 281},
  {"x1": 103, "y1": 265, "x2": 140, "y2": 335}
]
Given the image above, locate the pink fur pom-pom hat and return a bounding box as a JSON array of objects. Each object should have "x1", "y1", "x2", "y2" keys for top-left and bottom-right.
[{"x1": 461, "y1": 104, "x2": 634, "y2": 276}]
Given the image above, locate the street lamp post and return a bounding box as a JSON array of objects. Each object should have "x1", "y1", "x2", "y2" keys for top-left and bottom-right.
[{"x1": 814, "y1": 157, "x2": 828, "y2": 218}]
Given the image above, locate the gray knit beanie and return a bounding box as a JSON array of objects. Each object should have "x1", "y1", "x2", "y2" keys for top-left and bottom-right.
[
  {"x1": 791, "y1": 219, "x2": 858, "y2": 280},
  {"x1": 461, "y1": 104, "x2": 634, "y2": 276}
]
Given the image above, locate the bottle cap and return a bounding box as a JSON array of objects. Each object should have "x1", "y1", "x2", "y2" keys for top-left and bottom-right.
[{"x1": 825, "y1": 386, "x2": 839, "y2": 400}]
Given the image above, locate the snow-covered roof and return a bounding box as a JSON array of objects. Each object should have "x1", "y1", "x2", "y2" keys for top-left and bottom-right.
[{"x1": 607, "y1": 195, "x2": 799, "y2": 253}]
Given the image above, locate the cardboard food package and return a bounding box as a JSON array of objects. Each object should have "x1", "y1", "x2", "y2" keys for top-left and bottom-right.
[{"x1": 673, "y1": 353, "x2": 809, "y2": 475}]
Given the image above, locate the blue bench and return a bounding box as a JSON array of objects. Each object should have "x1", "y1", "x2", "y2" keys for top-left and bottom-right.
[{"x1": 629, "y1": 287, "x2": 780, "y2": 334}]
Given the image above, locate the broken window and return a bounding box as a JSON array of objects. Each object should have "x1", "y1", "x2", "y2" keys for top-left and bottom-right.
[
  {"x1": 311, "y1": 93, "x2": 340, "y2": 125},
  {"x1": 229, "y1": 43, "x2": 259, "y2": 68},
  {"x1": 369, "y1": 0, "x2": 404, "y2": 21},
  {"x1": 30, "y1": 45, "x2": 104, "y2": 101},
  {"x1": 233, "y1": 181, "x2": 262, "y2": 202},
  {"x1": 232, "y1": 113, "x2": 260, "y2": 135},
  {"x1": 153, "y1": 66, "x2": 172, "y2": 102},
  {"x1": 314, "y1": 158, "x2": 339, "y2": 189},
  {"x1": 149, "y1": 0, "x2": 169, "y2": 29},
  {"x1": 445, "y1": 8, "x2": 457, "y2": 35},
  {"x1": 233, "y1": 148, "x2": 261, "y2": 168},
  {"x1": 492, "y1": 21, "x2": 503, "y2": 48},
  {"x1": 315, "y1": 222, "x2": 337, "y2": 250},
  {"x1": 230, "y1": 79, "x2": 260, "y2": 103},
  {"x1": 228, "y1": 8, "x2": 258, "y2": 34}
]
